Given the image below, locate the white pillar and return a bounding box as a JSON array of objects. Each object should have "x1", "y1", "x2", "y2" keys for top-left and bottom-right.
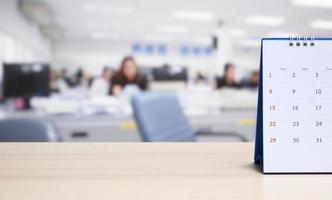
[{"x1": 215, "y1": 28, "x2": 232, "y2": 76}]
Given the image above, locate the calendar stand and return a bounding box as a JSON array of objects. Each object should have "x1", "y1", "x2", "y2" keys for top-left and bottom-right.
[
  {"x1": 253, "y1": 37, "x2": 332, "y2": 173},
  {"x1": 254, "y1": 45, "x2": 263, "y2": 171}
]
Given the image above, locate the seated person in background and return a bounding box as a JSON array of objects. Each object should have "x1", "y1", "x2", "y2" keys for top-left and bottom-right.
[
  {"x1": 90, "y1": 66, "x2": 113, "y2": 96},
  {"x1": 75, "y1": 68, "x2": 93, "y2": 89},
  {"x1": 194, "y1": 71, "x2": 207, "y2": 84},
  {"x1": 49, "y1": 69, "x2": 68, "y2": 93},
  {"x1": 241, "y1": 70, "x2": 259, "y2": 89},
  {"x1": 49, "y1": 69, "x2": 60, "y2": 93},
  {"x1": 215, "y1": 63, "x2": 241, "y2": 89},
  {"x1": 111, "y1": 56, "x2": 148, "y2": 95},
  {"x1": 60, "y1": 68, "x2": 75, "y2": 87}
]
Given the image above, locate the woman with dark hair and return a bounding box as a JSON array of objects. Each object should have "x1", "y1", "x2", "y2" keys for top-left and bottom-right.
[
  {"x1": 215, "y1": 63, "x2": 241, "y2": 89},
  {"x1": 111, "y1": 56, "x2": 148, "y2": 95}
]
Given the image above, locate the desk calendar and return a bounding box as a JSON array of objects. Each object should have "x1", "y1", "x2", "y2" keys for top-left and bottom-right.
[{"x1": 255, "y1": 37, "x2": 332, "y2": 173}]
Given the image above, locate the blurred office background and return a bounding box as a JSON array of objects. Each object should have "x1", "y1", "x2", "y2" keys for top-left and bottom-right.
[{"x1": 0, "y1": 0, "x2": 331, "y2": 142}]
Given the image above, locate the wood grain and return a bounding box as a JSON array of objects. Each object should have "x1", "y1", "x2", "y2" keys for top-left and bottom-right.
[{"x1": 0, "y1": 143, "x2": 330, "y2": 200}]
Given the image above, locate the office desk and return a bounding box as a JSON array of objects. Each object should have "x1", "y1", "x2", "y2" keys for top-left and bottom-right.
[
  {"x1": 0, "y1": 143, "x2": 330, "y2": 200},
  {"x1": 51, "y1": 110, "x2": 256, "y2": 142},
  {"x1": 0, "y1": 89, "x2": 257, "y2": 142},
  {"x1": 4, "y1": 109, "x2": 256, "y2": 142}
]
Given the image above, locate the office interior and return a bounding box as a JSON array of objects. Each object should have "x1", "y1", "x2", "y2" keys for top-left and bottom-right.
[{"x1": 0, "y1": 0, "x2": 330, "y2": 142}]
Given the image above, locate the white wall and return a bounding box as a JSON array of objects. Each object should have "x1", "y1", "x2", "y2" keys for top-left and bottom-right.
[{"x1": 0, "y1": 0, "x2": 51, "y2": 62}]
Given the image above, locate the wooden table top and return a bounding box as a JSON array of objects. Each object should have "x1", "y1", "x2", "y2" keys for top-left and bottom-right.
[{"x1": 0, "y1": 143, "x2": 331, "y2": 200}]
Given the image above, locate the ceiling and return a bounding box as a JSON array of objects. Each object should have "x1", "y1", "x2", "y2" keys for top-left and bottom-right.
[{"x1": 21, "y1": 0, "x2": 332, "y2": 47}]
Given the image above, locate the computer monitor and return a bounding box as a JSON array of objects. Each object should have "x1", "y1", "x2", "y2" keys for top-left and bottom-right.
[
  {"x1": 3, "y1": 63, "x2": 50, "y2": 98},
  {"x1": 152, "y1": 66, "x2": 188, "y2": 82}
]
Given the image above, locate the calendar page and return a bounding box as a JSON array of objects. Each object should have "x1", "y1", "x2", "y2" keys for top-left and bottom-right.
[{"x1": 263, "y1": 38, "x2": 332, "y2": 173}]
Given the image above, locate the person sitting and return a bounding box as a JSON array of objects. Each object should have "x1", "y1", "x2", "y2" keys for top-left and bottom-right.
[
  {"x1": 49, "y1": 69, "x2": 69, "y2": 93},
  {"x1": 194, "y1": 71, "x2": 207, "y2": 84},
  {"x1": 215, "y1": 63, "x2": 241, "y2": 89},
  {"x1": 60, "y1": 68, "x2": 75, "y2": 87},
  {"x1": 111, "y1": 56, "x2": 148, "y2": 95},
  {"x1": 75, "y1": 68, "x2": 93, "y2": 89},
  {"x1": 49, "y1": 69, "x2": 60, "y2": 93},
  {"x1": 241, "y1": 70, "x2": 259, "y2": 89},
  {"x1": 90, "y1": 67, "x2": 113, "y2": 96}
]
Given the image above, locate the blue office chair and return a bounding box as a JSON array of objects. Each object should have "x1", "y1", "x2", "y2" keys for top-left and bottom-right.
[
  {"x1": 0, "y1": 118, "x2": 62, "y2": 142},
  {"x1": 132, "y1": 92, "x2": 196, "y2": 142}
]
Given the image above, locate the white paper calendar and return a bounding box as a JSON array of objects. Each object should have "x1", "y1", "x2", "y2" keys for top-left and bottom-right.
[{"x1": 254, "y1": 37, "x2": 332, "y2": 173}]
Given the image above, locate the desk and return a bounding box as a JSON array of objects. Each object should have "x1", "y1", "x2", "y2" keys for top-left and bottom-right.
[
  {"x1": 4, "y1": 109, "x2": 257, "y2": 142},
  {"x1": 51, "y1": 110, "x2": 256, "y2": 142},
  {"x1": 1, "y1": 89, "x2": 257, "y2": 142},
  {"x1": 0, "y1": 143, "x2": 330, "y2": 200}
]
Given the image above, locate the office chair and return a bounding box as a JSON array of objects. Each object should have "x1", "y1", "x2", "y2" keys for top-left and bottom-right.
[
  {"x1": 132, "y1": 92, "x2": 249, "y2": 142},
  {"x1": 0, "y1": 118, "x2": 62, "y2": 142},
  {"x1": 132, "y1": 92, "x2": 196, "y2": 142}
]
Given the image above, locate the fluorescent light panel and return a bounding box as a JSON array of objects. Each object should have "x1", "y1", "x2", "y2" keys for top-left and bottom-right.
[
  {"x1": 246, "y1": 15, "x2": 284, "y2": 26},
  {"x1": 293, "y1": 0, "x2": 332, "y2": 8},
  {"x1": 83, "y1": 3, "x2": 132, "y2": 15},
  {"x1": 87, "y1": 21, "x2": 110, "y2": 29},
  {"x1": 172, "y1": 10, "x2": 214, "y2": 21},
  {"x1": 229, "y1": 29, "x2": 246, "y2": 37},
  {"x1": 92, "y1": 31, "x2": 118, "y2": 39},
  {"x1": 240, "y1": 39, "x2": 261, "y2": 48},
  {"x1": 193, "y1": 37, "x2": 211, "y2": 45},
  {"x1": 310, "y1": 20, "x2": 332, "y2": 30},
  {"x1": 144, "y1": 35, "x2": 172, "y2": 42},
  {"x1": 266, "y1": 32, "x2": 298, "y2": 37},
  {"x1": 157, "y1": 25, "x2": 189, "y2": 34}
]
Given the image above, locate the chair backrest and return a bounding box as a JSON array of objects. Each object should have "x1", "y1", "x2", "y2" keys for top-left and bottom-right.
[
  {"x1": 0, "y1": 118, "x2": 61, "y2": 142},
  {"x1": 132, "y1": 92, "x2": 196, "y2": 142}
]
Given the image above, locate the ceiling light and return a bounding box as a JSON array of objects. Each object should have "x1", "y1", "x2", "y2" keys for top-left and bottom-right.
[
  {"x1": 193, "y1": 37, "x2": 211, "y2": 45},
  {"x1": 245, "y1": 15, "x2": 284, "y2": 26},
  {"x1": 86, "y1": 21, "x2": 110, "y2": 29},
  {"x1": 172, "y1": 10, "x2": 214, "y2": 21},
  {"x1": 240, "y1": 39, "x2": 261, "y2": 48},
  {"x1": 266, "y1": 32, "x2": 298, "y2": 37},
  {"x1": 157, "y1": 25, "x2": 189, "y2": 34},
  {"x1": 310, "y1": 20, "x2": 332, "y2": 30},
  {"x1": 83, "y1": 3, "x2": 132, "y2": 15},
  {"x1": 92, "y1": 31, "x2": 118, "y2": 40},
  {"x1": 293, "y1": 0, "x2": 332, "y2": 8},
  {"x1": 229, "y1": 29, "x2": 246, "y2": 37},
  {"x1": 144, "y1": 35, "x2": 172, "y2": 42}
]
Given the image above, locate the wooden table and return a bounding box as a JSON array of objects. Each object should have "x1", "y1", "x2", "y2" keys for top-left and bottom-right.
[{"x1": 0, "y1": 143, "x2": 331, "y2": 200}]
